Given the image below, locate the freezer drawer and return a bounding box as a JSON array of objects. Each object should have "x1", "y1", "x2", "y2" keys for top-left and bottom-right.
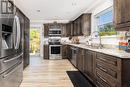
[
  {"x1": 0, "y1": 61, "x2": 23, "y2": 87},
  {"x1": 0, "y1": 53, "x2": 23, "y2": 74}
]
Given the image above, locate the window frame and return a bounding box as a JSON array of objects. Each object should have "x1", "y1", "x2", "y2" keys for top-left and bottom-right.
[{"x1": 94, "y1": 6, "x2": 117, "y2": 37}]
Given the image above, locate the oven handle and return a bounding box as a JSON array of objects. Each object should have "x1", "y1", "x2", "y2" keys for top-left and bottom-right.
[{"x1": 3, "y1": 53, "x2": 23, "y2": 63}]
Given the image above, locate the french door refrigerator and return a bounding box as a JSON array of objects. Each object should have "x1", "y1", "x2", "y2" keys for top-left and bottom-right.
[{"x1": 0, "y1": 0, "x2": 23, "y2": 87}]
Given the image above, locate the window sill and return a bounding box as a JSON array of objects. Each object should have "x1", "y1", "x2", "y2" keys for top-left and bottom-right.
[{"x1": 101, "y1": 35, "x2": 117, "y2": 38}]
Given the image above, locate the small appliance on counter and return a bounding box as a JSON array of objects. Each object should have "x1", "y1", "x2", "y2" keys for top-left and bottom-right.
[{"x1": 125, "y1": 31, "x2": 130, "y2": 53}]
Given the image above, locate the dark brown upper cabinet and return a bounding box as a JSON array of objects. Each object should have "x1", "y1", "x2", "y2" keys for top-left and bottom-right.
[
  {"x1": 44, "y1": 24, "x2": 49, "y2": 37},
  {"x1": 81, "y1": 14, "x2": 91, "y2": 36},
  {"x1": 114, "y1": 0, "x2": 130, "y2": 31},
  {"x1": 65, "y1": 14, "x2": 91, "y2": 37},
  {"x1": 62, "y1": 23, "x2": 71, "y2": 37}
]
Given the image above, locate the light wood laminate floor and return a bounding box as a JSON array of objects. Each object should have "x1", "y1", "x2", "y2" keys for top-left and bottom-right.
[{"x1": 20, "y1": 55, "x2": 77, "y2": 87}]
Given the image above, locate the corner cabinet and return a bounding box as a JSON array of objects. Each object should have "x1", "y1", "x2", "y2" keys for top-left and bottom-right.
[{"x1": 114, "y1": 0, "x2": 130, "y2": 31}]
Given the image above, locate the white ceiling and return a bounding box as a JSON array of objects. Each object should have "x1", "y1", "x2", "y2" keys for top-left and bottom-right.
[{"x1": 14, "y1": 0, "x2": 99, "y2": 22}]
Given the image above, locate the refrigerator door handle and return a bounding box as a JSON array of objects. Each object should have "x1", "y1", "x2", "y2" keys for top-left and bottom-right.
[
  {"x1": 13, "y1": 15, "x2": 21, "y2": 49},
  {"x1": 3, "y1": 53, "x2": 23, "y2": 63}
]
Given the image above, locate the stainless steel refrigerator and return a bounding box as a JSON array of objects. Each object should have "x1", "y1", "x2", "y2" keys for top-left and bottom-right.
[{"x1": 0, "y1": 0, "x2": 23, "y2": 87}]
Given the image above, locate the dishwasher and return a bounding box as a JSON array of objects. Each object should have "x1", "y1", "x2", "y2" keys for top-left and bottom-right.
[{"x1": 71, "y1": 47, "x2": 79, "y2": 67}]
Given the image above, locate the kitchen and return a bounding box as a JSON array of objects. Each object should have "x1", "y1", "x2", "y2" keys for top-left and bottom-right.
[{"x1": 1, "y1": 0, "x2": 130, "y2": 87}]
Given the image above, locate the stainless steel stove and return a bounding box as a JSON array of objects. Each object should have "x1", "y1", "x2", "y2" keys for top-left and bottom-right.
[{"x1": 49, "y1": 37, "x2": 62, "y2": 59}]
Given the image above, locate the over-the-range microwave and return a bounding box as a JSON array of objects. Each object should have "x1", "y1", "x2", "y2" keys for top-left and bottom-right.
[{"x1": 49, "y1": 29, "x2": 61, "y2": 36}]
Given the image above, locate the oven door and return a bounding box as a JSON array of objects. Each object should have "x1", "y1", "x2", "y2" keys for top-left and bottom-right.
[{"x1": 49, "y1": 45, "x2": 62, "y2": 59}]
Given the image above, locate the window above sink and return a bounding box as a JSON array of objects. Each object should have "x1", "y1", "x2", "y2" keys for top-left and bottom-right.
[{"x1": 95, "y1": 7, "x2": 117, "y2": 36}]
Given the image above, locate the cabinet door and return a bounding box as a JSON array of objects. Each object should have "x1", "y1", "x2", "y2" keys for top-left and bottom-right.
[
  {"x1": 44, "y1": 24, "x2": 49, "y2": 37},
  {"x1": 70, "y1": 22, "x2": 74, "y2": 36},
  {"x1": 114, "y1": 0, "x2": 122, "y2": 25},
  {"x1": 84, "y1": 50, "x2": 95, "y2": 82},
  {"x1": 77, "y1": 48, "x2": 84, "y2": 72},
  {"x1": 67, "y1": 46, "x2": 71, "y2": 60},
  {"x1": 62, "y1": 45, "x2": 67, "y2": 59},
  {"x1": 66, "y1": 23, "x2": 71, "y2": 37},
  {"x1": 44, "y1": 45, "x2": 49, "y2": 59},
  {"x1": 114, "y1": 0, "x2": 130, "y2": 30},
  {"x1": 81, "y1": 14, "x2": 91, "y2": 36},
  {"x1": 62, "y1": 24, "x2": 67, "y2": 37},
  {"x1": 123, "y1": 0, "x2": 130, "y2": 23}
]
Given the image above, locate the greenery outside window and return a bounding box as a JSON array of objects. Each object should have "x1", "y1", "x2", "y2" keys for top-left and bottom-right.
[{"x1": 95, "y1": 7, "x2": 117, "y2": 36}]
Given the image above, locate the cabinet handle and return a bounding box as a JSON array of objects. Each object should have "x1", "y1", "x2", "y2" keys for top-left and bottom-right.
[
  {"x1": 98, "y1": 57, "x2": 107, "y2": 61},
  {"x1": 97, "y1": 73, "x2": 107, "y2": 83},
  {"x1": 97, "y1": 64, "x2": 107, "y2": 72}
]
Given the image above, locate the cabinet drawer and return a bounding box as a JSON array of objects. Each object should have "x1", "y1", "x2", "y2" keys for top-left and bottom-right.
[
  {"x1": 96, "y1": 74, "x2": 112, "y2": 87},
  {"x1": 96, "y1": 53, "x2": 121, "y2": 71},
  {"x1": 96, "y1": 68, "x2": 119, "y2": 87},
  {"x1": 96, "y1": 63, "x2": 117, "y2": 79}
]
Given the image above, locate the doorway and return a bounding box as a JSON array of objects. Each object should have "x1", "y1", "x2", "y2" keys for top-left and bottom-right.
[{"x1": 30, "y1": 29, "x2": 40, "y2": 56}]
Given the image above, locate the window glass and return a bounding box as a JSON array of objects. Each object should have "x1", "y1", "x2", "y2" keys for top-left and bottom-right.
[{"x1": 96, "y1": 7, "x2": 117, "y2": 36}]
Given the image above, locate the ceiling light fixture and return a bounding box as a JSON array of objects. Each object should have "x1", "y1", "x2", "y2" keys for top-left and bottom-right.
[
  {"x1": 72, "y1": 3, "x2": 76, "y2": 6},
  {"x1": 37, "y1": 10, "x2": 41, "y2": 12}
]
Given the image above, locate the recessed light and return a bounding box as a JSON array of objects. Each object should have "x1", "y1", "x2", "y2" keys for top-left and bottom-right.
[
  {"x1": 72, "y1": 3, "x2": 76, "y2": 6},
  {"x1": 37, "y1": 10, "x2": 41, "y2": 12}
]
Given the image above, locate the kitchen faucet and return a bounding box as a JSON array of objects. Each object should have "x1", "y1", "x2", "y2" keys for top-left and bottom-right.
[{"x1": 90, "y1": 31, "x2": 103, "y2": 49}]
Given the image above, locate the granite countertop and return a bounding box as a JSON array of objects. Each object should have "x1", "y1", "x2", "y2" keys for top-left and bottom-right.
[{"x1": 65, "y1": 43, "x2": 130, "y2": 59}]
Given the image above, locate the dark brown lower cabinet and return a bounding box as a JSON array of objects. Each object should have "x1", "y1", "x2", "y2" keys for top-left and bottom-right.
[
  {"x1": 62, "y1": 45, "x2": 68, "y2": 59},
  {"x1": 68, "y1": 45, "x2": 130, "y2": 87},
  {"x1": 77, "y1": 48, "x2": 85, "y2": 72},
  {"x1": 84, "y1": 50, "x2": 96, "y2": 83},
  {"x1": 44, "y1": 45, "x2": 49, "y2": 59}
]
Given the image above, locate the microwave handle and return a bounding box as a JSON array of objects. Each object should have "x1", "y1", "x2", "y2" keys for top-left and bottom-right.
[{"x1": 13, "y1": 15, "x2": 21, "y2": 49}]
